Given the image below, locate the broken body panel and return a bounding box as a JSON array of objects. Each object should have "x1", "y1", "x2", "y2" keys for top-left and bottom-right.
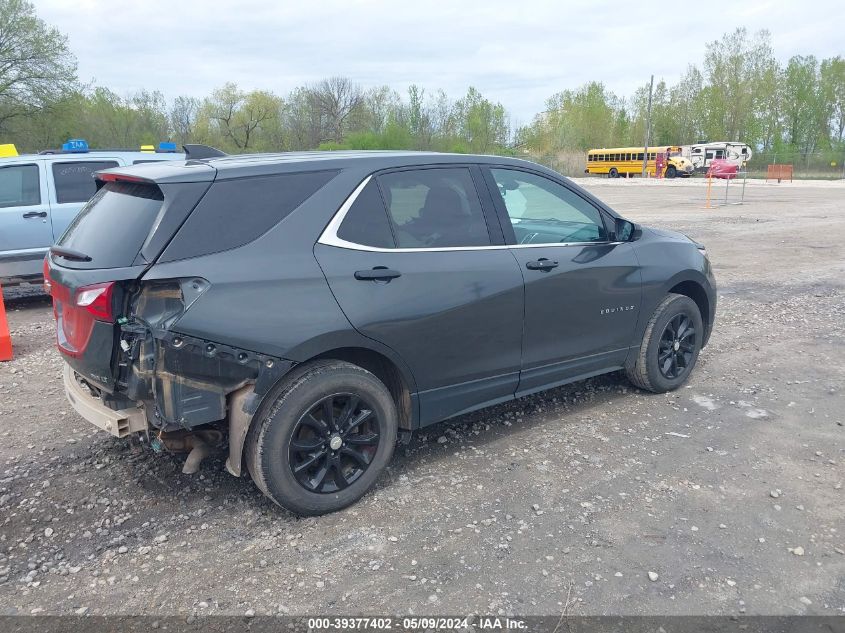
[{"x1": 46, "y1": 158, "x2": 380, "y2": 474}]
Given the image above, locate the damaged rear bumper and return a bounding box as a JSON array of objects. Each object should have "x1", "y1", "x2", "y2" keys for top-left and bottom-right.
[
  {"x1": 63, "y1": 361, "x2": 267, "y2": 479},
  {"x1": 63, "y1": 363, "x2": 147, "y2": 438}
]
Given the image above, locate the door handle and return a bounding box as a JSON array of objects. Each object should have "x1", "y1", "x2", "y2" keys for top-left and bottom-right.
[
  {"x1": 525, "y1": 258, "x2": 558, "y2": 271},
  {"x1": 23, "y1": 211, "x2": 47, "y2": 219},
  {"x1": 354, "y1": 267, "x2": 402, "y2": 281}
]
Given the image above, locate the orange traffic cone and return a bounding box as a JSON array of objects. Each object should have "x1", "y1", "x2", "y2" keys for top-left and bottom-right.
[{"x1": 0, "y1": 283, "x2": 13, "y2": 361}]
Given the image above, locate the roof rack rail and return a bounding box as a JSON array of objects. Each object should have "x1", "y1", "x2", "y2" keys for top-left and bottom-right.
[
  {"x1": 38, "y1": 146, "x2": 182, "y2": 155},
  {"x1": 183, "y1": 144, "x2": 227, "y2": 160}
]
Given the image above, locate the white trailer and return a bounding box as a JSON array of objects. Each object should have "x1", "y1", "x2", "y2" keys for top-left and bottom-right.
[{"x1": 683, "y1": 142, "x2": 752, "y2": 173}]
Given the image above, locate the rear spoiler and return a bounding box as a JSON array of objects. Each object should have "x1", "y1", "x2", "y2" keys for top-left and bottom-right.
[
  {"x1": 183, "y1": 144, "x2": 227, "y2": 160},
  {"x1": 93, "y1": 171, "x2": 156, "y2": 193},
  {"x1": 93, "y1": 159, "x2": 218, "y2": 189}
]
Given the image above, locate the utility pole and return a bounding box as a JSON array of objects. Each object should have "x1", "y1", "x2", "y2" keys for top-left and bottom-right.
[{"x1": 641, "y1": 74, "x2": 654, "y2": 178}]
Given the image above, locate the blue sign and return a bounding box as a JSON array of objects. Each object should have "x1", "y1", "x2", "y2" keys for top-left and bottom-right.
[{"x1": 62, "y1": 139, "x2": 89, "y2": 152}]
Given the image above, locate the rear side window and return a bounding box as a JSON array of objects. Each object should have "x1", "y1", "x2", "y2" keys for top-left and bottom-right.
[
  {"x1": 337, "y1": 180, "x2": 395, "y2": 248},
  {"x1": 377, "y1": 168, "x2": 490, "y2": 248},
  {"x1": 0, "y1": 164, "x2": 40, "y2": 207},
  {"x1": 52, "y1": 161, "x2": 119, "y2": 203},
  {"x1": 162, "y1": 170, "x2": 338, "y2": 261},
  {"x1": 56, "y1": 181, "x2": 164, "y2": 269}
]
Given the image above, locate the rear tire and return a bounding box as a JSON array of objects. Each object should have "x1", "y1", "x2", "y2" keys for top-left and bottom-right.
[
  {"x1": 609, "y1": 167, "x2": 619, "y2": 178},
  {"x1": 246, "y1": 360, "x2": 397, "y2": 515},
  {"x1": 666, "y1": 165, "x2": 677, "y2": 178},
  {"x1": 626, "y1": 293, "x2": 703, "y2": 393}
]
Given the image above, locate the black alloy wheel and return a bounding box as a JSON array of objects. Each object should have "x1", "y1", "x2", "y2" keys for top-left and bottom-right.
[
  {"x1": 625, "y1": 293, "x2": 703, "y2": 393},
  {"x1": 657, "y1": 314, "x2": 696, "y2": 379},
  {"x1": 247, "y1": 360, "x2": 397, "y2": 516},
  {"x1": 289, "y1": 393, "x2": 381, "y2": 494}
]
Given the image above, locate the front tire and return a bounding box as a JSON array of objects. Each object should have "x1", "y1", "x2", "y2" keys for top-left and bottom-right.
[
  {"x1": 609, "y1": 167, "x2": 619, "y2": 178},
  {"x1": 246, "y1": 360, "x2": 397, "y2": 515},
  {"x1": 626, "y1": 293, "x2": 703, "y2": 393}
]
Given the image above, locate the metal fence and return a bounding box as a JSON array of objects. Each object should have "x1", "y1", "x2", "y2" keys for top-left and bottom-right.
[{"x1": 746, "y1": 150, "x2": 845, "y2": 180}]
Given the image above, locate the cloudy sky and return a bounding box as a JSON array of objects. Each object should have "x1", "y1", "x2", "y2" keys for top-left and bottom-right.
[{"x1": 36, "y1": 0, "x2": 843, "y2": 125}]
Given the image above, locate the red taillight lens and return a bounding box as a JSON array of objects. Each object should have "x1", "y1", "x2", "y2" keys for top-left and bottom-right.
[
  {"x1": 75, "y1": 282, "x2": 115, "y2": 322},
  {"x1": 50, "y1": 280, "x2": 116, "y2": 358}
]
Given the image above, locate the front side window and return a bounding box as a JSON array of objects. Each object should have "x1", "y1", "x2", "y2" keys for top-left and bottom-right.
[
  {"x1": 0, "y1": 164, "x2": 40, "y2": 208},
  {"x1": 490, "y1": 168, "x2": 608, "y2": 245},
  {"x1": 377, "y1": 168, "x2": 490, "y2": 248},
  {"x1": 52, "y1": 161, "x2": 119, "y2": 204}
]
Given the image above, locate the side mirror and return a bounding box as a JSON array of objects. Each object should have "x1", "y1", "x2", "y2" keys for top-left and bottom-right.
[{"x1": 612, "y1": 218, "x2": 641, "y2": 242}]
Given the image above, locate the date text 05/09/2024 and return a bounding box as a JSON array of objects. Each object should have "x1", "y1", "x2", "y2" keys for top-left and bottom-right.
[{"x1": 306, "y1": 617, "x2": 528, "y2": 630}]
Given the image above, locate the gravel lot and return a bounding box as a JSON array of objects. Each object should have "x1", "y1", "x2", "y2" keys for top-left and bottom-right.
[{"x1": 1, "y1": 178, "x2": 843, "y2": 617}]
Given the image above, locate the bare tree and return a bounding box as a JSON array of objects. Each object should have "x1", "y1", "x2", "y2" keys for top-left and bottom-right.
[
  {"x1": 313, "y1": 76, "x2": 364, "y2": 143},
  {"x1": 364, "y1": 85, "x2": 400, "y2": 134},
  {"x1": 169, "y1": 95, "x2": 200, "y2": 145},
  {"x1": 284, "y1": 86, "x2": 323, "y2": 149}
]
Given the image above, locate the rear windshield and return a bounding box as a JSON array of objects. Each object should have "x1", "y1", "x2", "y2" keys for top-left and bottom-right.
[{"x1": 56, "y1": 181, "x2": 164, "y2": 269}]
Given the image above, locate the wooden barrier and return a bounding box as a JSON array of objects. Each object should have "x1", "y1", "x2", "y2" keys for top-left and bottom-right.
[{"x1": 766, "y1": 164, "x2": 793, "y2": 183}]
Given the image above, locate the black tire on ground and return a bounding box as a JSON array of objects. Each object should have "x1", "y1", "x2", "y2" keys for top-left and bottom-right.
[
  {"x1": 625, "y1": 293, "x2": 703, "y2": 393},
  {"x1": 246, "y1": 360, "x2": 398, "y2": 516},
  {"x1": 609, "y1": 167, "x2": 619, "y2": 178},
  {"x1": 666, "y1": 165, "x2": 677, "y2": 178}
]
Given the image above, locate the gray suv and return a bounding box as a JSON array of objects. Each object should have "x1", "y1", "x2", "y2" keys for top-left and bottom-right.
[{"x1": 47, "y1": 149, "x2": 716, "y2": 515}]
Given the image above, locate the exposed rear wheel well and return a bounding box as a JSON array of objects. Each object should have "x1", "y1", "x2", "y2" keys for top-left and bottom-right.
[
  {"x1": 312, "y1": 347, "x2": 414, "y2": 430},
  {"x1": 668, "y1": 281, "x2": 710, "y2": 342}
]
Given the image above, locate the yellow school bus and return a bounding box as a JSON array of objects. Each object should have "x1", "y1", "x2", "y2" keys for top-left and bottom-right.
[{"x1": 585, "y1": 146, "x2": 694, "y2": 178}]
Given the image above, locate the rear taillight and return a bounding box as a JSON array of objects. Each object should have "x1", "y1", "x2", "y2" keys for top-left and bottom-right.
[
  {"x1": 51, "y1": 281, "x2": 116, "y2": 358},
  {"x1": 75, "y1": 282, "x2": 115, "y2": 322}
]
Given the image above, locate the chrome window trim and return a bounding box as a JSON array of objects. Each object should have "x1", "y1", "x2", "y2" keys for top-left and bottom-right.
[{"x1": 316, "y1": 175, "x2": 622, "y2": 253}]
